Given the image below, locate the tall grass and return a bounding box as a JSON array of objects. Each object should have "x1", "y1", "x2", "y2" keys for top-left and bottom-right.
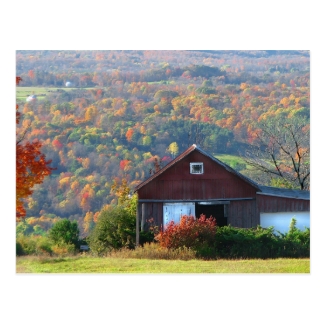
[{"x1": 108, "y1": 242, "x2": 196, "y2": 260}]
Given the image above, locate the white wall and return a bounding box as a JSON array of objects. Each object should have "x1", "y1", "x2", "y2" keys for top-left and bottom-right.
[{"x1": 260, "y1": 211, "x2": 310, "y2": 234}]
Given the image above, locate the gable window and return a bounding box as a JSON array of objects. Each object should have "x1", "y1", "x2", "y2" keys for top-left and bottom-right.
[{"x1": 190, "y1": 162, "x2": 204, "y2": 174}]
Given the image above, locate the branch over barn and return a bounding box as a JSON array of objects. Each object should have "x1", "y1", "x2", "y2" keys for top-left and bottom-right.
[{"x1": 134, "y1": 144, "x2": 310, "y2": 245}]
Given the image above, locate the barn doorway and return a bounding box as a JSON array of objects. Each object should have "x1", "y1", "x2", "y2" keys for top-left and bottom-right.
[{"x1": 195, "y1": 203, "x2": 228, "y2": 227}]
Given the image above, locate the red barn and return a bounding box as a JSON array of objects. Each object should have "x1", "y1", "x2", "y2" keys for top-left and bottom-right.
[{"x1": 134, "y1": 144, "x2": 310, "y2": 245}]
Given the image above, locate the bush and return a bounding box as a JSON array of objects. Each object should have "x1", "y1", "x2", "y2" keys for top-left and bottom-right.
[
  {"x1": 48, "y1": 219, "x2": 79, "y2": 248},
  {"x1": 276, "y1": 219, "x2": 310, "y2": 257},
  {"x1": 16, "y1": 235, "x2": 80, "y2": 256},
  {"x1": 155, "y1": 217, "x2": 310, "y2": 259},
  {"x1": 87, "y1": 206, "x2": 136, "y2": 255},
  {"x1": 155, "y1": 215, "x2": 216, "y2": 257},
  {"x1": 51, "y1": 242, "x2": 76, "y2": 256},
  {"x1": 214, "y1": 225, "x2": 281, "y2": 259},
  {"x1": 214, "y1": 219, "x2": 310, "y2": 259},
  {"x1": 16, "y1": 235, "x2": 53, "y2": 256}
]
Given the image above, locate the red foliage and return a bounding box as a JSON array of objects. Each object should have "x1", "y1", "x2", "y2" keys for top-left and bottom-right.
[
  {"x1": 16, "y1": 77, "x2": 54, "y2": 219},
  {"x1": 155, "y1": 214, "x2": 217, "y2": 249},
  {"x1": 120, "y1": 159, "x2": 130, "y2": 171},
  {"x1": 52, "y1": 139, "x2": 63, "y2": 150}
]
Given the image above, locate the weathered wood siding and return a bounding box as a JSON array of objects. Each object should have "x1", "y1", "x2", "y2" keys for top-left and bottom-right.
[
  {"x1": 139, "y1": 202, "x2": 163, "y2": 231},
  {"x1": 227, "y1": 200, "x2": 257, "y2": 228},
  {"x1": 137, "y1": 151, "x2": 257, "y2": 201}
]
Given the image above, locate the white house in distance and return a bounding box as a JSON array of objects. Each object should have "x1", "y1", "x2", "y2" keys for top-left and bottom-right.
[{"x1": 26, "y1": 94, "x2": 37, "y2": 102}]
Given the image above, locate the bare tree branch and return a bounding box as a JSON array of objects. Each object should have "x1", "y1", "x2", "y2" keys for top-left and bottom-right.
[{"x1": 243, "y1": 118, "x2": 310, "y2": 190}]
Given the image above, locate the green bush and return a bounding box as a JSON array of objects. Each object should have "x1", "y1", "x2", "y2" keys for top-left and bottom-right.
[
  {"x1": 16, "y1": 235, "x2": 53, "y2": 256},
  {"x1": 155, "y1": 217, "x2": 310, "y2": 259},
  {"x1": 139, "y1": 231, "x2": 155, "y2": 245},
  {"x1": 213, "y1": 219, "x2": 310, "y2": 259},
  {"x1": 16, "y1": 242, "x2": 24, "y2": 256},
  {"x1": 87, "y1": 206, "x2": 136, "y2": 256},
  {"x1": 16, "y1": 234, "x2": 80, "y2": 256},
  {"x1": 276, "y1": 219, "x2": 310, "y2": 258},
  {"x1": 48, "y1": 219, "x2": 79, "y2": 248},
  {"x1": 214, "y1": 225, "x2": 281, "y2": 259}
]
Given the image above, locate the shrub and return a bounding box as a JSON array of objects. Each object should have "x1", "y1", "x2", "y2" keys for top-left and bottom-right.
[
  {"x1": 16, "y1": 235, "x2": 53, "y2": 256},
  {"x1": 214, "y1": 225, "x2": 281, "y2": 259},
  {"x1": 214, "y1": 219, "x2": 310, "y2": 259},
  {"x1": 51, "y1": 242, "x2": 76, "y2": 256},
  {"x1": 276, "y1": 219, "x2": 310, "y2": 257},
  {"x1": 87, "y1": 206, "x2": 136, "y2": 255},
  {"x1": 155, "y1": 215, "x2": 216, "y2": 257},
  {"x1": 154, "y1": 217, "x2": 310, "y2": 259},
  {"x1": 48, "y1": 219, "x2": 79, "y2": 248}
]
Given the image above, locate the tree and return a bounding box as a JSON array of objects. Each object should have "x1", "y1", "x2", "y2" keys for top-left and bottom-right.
[
  {"x1": 16, "y1": 77, "x2": 54, "y2": 219},
  {"x1": 167, "y1": 142, "x2": 179, "y2": 158},
  {"x1": 87, "y1": 206, "x2": 136, "y2": 255},
  {"x1": 244, "y1": 117, "x2": 310, "y2": 190},
  {"x1": 48, "y1": 219, "x2": 80, "y2": 247}
]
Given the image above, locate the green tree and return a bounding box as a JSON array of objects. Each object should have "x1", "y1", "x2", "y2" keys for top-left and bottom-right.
[
  {"x1": 48, "y1": 219, "x2": 79, "y2": 247},
  {"x1": 87, "y1": 206, "x2": 136, "y2": 255}
]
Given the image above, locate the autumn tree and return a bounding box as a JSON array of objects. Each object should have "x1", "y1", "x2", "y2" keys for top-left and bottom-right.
[
  {"x1": 243, "y1": 117, "x2": 310, "y2": 190},
  {"x1": 16, "y1": 77, "x2": 54, "y2": 219},
  {"x1": 167, "y1": 142, "x2": 179, "y2": 158}
]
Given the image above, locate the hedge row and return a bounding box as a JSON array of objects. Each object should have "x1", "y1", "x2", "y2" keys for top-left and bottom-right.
[{"x1": 154, "y1": 216, "x2": 310, "y2": 259}]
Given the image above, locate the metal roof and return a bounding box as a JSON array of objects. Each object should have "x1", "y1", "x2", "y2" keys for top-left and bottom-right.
[{"x1": 257, "y1": 185, "x2": 310, "y2": 200}]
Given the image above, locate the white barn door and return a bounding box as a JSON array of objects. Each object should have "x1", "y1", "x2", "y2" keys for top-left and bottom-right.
[{"x1": 163, "y1": 203, "x2": 195, "y2": 229}]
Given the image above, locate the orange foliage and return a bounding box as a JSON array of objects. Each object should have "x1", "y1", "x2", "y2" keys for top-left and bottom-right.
[
  {"x1": 16, "y1": 77, "x2": 54, "y2": 219},
  {"x1": 125, "y1": 128, "x2": 134, "y2": 142},
  {"x1": 120, "y1": 159, "x2": 131, "y2": 171}
]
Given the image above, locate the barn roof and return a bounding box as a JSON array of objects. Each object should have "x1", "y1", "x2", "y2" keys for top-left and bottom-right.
[
  {"x1": 257, "y1": 185, "x2": 310, "y2": 200},
  {"x1": 134, "y1": 144, "x2": 261, "y2": 192}
]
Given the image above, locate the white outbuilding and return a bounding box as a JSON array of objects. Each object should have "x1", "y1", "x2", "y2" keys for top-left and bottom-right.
[{"x1": 26, "y1": 95, "x2": 37, "y2": 102}]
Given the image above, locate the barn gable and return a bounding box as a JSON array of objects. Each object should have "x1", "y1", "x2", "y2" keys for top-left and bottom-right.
[{"x1": 135, "y1": 144, "x2": 260, "y2": 200}]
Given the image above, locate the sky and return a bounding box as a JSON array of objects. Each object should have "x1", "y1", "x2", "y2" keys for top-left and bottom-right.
[{"x1": 1, "y1": 1, "x2": 324, "y2": 324}]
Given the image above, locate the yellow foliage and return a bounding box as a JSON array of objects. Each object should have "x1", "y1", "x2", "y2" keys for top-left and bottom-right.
[
  {"x1": 240, "y1": 83, "x2": 249, "y2": 90},
  {"x1": 140, "y1": 125, "x2": 146, "y2": 134},
  {"x1": 71, "y1": 180, "x2": 79, "y2": 191},
  {"x1": 82, "y1": 157, "x2": 90, "y2": 169},
  {"x1": 59, "y1": 177, "x2": 70, "y2": 188},
  {"x1": 86, "y1": 175, "x2": 95, "y2": 182}
]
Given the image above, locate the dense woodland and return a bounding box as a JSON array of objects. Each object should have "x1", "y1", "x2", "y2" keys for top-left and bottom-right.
[{"x1": 16, "y1": 50, "x2": 310, "y2": 237}]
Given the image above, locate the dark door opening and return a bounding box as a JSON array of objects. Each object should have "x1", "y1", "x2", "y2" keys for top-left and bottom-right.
[{"x1": 195, "y1": 203, "x2": 228, "y2": 227}]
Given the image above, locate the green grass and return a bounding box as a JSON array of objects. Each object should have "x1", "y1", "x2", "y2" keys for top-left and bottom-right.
[
  {"x1": 16, "y1": 256, "x2": 310, "y2": 273},
  {"x1": 215, "y1": 154, "x2": 249, "y2": 171},
  {"x1": 16, "y1": 86, "x2": 94, "y2": 102}
]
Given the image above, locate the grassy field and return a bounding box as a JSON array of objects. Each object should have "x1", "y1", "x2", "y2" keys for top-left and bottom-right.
[
  {"x1": 16, "y1": 86, "x2": 94, "y2": 102},
  {"x1": 16, "y1": 256, "x2": 310, "y2": 274},
  {"x1": 215, "y1": 154, "x2": 249, "y2": 171}
]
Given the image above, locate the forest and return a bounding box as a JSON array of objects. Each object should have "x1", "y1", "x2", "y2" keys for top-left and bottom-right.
[{"x1": 16, "y1": 50, "x2": 310, "y2": 238}]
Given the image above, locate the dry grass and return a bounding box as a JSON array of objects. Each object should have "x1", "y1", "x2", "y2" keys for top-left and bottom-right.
[{"x1": 108, "y1": 243, "x2": 196, "y2": 260}]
